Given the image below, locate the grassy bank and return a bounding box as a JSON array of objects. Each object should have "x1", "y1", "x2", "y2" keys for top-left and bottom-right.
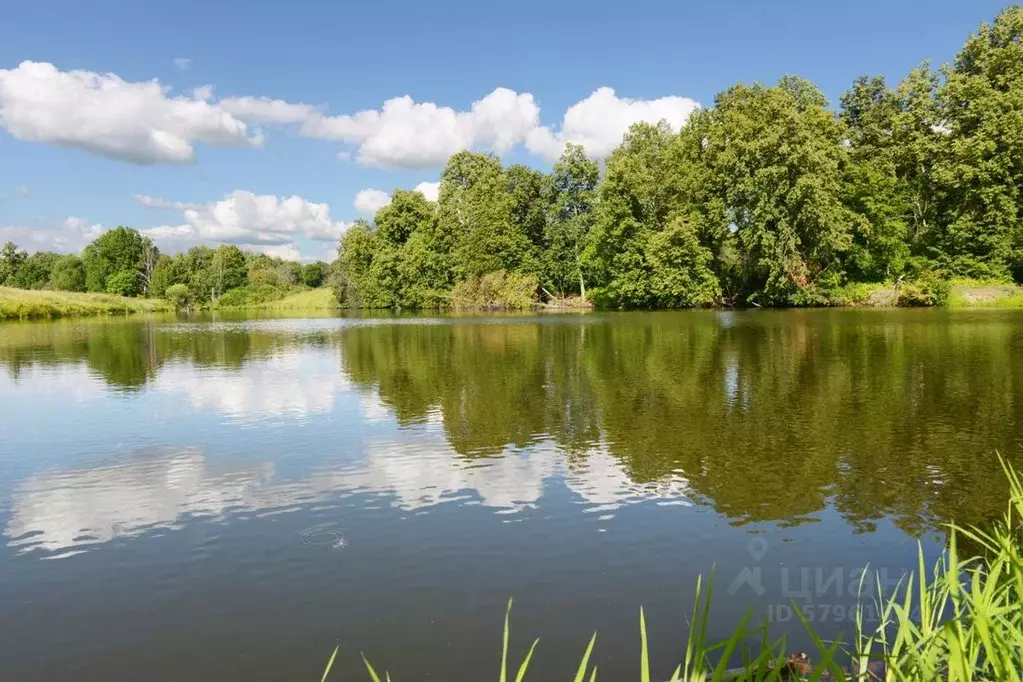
[
  {"x1": 0, "y1": 286, "x2": 172, "y2": 321},
  {"x1": 329, "y1": 457, "x2": 1023, "y2": 681},
  {"x1": 212, "y1": 285, "x2": 338, "y2": 311},
  {"x1": 833, "y1": 279, "x2": 1023, "y2": 309},
  {"x1": 252, "y1": 287, "x2": 338, "y2": 310}
]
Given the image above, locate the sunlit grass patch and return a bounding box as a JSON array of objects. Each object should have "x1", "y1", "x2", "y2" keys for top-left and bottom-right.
[{"x1": 0, "y1": 286, "x2": 171, "y2": 320}]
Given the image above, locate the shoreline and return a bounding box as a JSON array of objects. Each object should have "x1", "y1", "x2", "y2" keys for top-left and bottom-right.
[{"x1": 3, "y1": 283, "x2": 1021, "y2": 322}]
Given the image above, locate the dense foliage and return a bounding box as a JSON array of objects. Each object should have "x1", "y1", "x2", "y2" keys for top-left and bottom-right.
[
  {"x1": 3, "y1": 7, "x2": 1021, "y2": 310},
  {"x1": 0, "y1": 233, "x2": 330, "y2": 308},
  {"x1": 335, "y1": 6, "x2": 1023, "y2": 308}
]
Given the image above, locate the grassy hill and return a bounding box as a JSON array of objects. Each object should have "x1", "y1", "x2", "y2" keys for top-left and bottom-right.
[{"x1": 0, "y1": 287, "x2": 172, "y2": 321}]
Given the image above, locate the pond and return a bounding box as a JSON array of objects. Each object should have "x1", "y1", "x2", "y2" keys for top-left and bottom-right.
[{"x1": 1, "y1": 309, "x2": 1021, "y2": 681}]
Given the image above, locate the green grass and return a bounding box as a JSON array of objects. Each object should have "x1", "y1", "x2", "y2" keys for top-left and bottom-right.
[
  {"x1": 0, "y1": 286, "x2": 172, "y2": 321},
  {"x1": 324, "y1": 456, "x2": 1023, "y2": 681},
  {"x1": 212, "y1": 285, "x2": 338, "y2": 310},
  {"x1": 947, "y1": 288, "x2": 1023, "y2": 309},
  {"x1": 256, "y1": 287, "x2": 338, "y2": 310}
]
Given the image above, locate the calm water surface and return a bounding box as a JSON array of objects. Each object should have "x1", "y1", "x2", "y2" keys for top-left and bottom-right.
[{"x1": 1, "y1": 310, "x2": 1021, "y2": 681}]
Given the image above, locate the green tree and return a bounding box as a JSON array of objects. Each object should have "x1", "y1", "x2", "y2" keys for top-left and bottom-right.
[
  {"x1": 0, "y1": 241, "x2": 27, "y2": 285},
  {"x1": 50, "y1": 255, "x2": 86, "y2": 292},
  {"x1": 646, "y1": 214, "x2": 721, "y2": 306},
  {"x1": 300, "y1": 261, "x2": 328, "y2": 287},
  {"x1": 335, "y1": 221, "x2": 390, "y2": 307},
  {"x1": 505, "y1": 164, "x2": 547, "y2": 275},
  {"x1": 543, "y1": 143, "x2": 598, "y2": 297},
  {"x1": 438, "y1": 152, "x2": 531, "y2": 279},
  {"x1": 149, "y1": 254, "x2": 184, "y2": 298},
  {"x1": 702, "y1": 78, "x2": 855, "y2": 303},
  {"x1": 165, "y1": 283, "x2": 190, "y2": 308},
  {"x1": 10, "y1": 251, "x2": 59, "y2": 289},
  {"x1": 183, "y1": 246, "x2": 215, "y2": 303},
  {"x1": 840, "y1": 67, "x2": 944, "y2": 280},
  {"x1": 584, "y1": 121, "x2": 680, "y2": 307},
  {"x1": 375, "y1": 189, "x2": 435, "y2": 247},
  {"x1": 934, "y1": 6, "x2": 1023, "y2": 279},
  {"x1": 82, "y1": 227, "x2": 150, "y2": 294},
  {"x1": 210, "y1": 244, "x2": 248, "y2": 300},
  {"x1": 106, "y1": 270, "x2": 141, "y2": 296}
]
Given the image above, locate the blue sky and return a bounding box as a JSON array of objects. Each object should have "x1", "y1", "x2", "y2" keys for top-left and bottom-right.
[{"x1": 0, "y1": 0, "x2": 1010, "y2": 261}]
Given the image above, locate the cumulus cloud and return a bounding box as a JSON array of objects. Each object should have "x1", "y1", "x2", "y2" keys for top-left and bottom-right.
[
  {"x1": 414, "y1": 181, "x2": 439, "y2": 202},
  {"x1": 353, "y1": 181, "x2": 439, "y2": 215},
  {"x1": 0, "y1": 61, "x2": 261, "y2": 164},
  {"x1": 1, "y1": 61, "x2": 701, "y2": 169},
  {"x1": 64, "y1": 216, "x2": 105, "y2": 241},
  {"x1": 526, "y1": 87, "x2": 700, "y2": 161},
  {"x1": 0, "y1": 216, "x2": 105, "y2": 253},
  {"x1": 141, "y1": 190, "x2": 349, "y2": 261},
  {"x1": 219, "y1": 95, "x2": 320, "y2": 124},
  {"x1": 222, "y1": 85, "x2": 699, "y2": 167},
  {"x1": 298, "y1": 87, "x2": 540, "y2": 169},
  {"x1": 133, "y1": 194, "x2": 203, "y2": 210},
  {"x1": 173, "y1": 57, "x2": 191, "y2": 71},
  {"x1": 353, "y1": 188, "x2": 391, "y2": 215}
]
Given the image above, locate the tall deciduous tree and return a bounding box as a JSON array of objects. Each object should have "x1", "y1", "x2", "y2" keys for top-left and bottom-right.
[
  {"x1": 934, "y1": 5, "x2": 1023, "y2": 279},
  {"x1": 0, "y1": 241, "x2": 27, "y2": 285},
  {"x1": 438, "y1": 151, "x2": 532, "y2": 279},
  {"x1": 544, "y1": 143, "x2": 598, "y2": 298},
  {"x1": 82, "y1": 226, "x2": 151, "y2": 295},
  {"x1": 11, "y1": 251, "x2": 60, "y2": 289},
  {"x1": 702, "y1": 78, "x2": 855, "y2": 303},
  {"x1": 50, "y1": 254, "x2": 86, "y2": 292}
]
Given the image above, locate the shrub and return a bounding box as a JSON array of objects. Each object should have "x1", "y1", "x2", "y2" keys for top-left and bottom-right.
[
  {"x1": 105, "y1": 270, "x2": 141, "y2": 297},
  {"x1": 164, "y1": 283, "x2": 190, "y2": 308},
  {"x1": 50, "y1": 255, "x2": 86, "y2": 292},
  {"x1": 897, "y1": 272, "x2": 951, "y2": 307},
  {"x1": 247, "y1": 267, "x2": 280, "y2": 286},
  {"x1": 449, "y1": 270, "x2": 538, "y2": 310}
]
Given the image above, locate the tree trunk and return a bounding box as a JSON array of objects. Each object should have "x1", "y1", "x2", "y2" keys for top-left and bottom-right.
[{"x1": 576, "y1": 253, "x2": 586, "y2": 300}]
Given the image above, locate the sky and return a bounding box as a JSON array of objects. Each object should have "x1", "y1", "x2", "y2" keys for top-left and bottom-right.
[{"x1": 0, "y1": 0, "x2": 1011, "y2": 262}]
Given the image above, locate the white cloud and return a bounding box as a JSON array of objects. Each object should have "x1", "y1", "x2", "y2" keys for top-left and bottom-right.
[
  {"x1": 526, "y1": 87, "x2": 700, "y2": 161},
  {"x1": 0, "y1": 216, "x2": 105, "y2": 253},
  {"x1": 133, "y1": 193, "x2": 203, "y2": 210},
  {"x1": 0, "y1": 60, "x2": 702, "y2": 172},
  {"x1": 219, "y1": 95, "x2": 320, "y2": 124},
  {"x1": 0, "y1": 61, "x2": 261, "y2": 164},
  {"x1": 258, "y1": 243, "x2": 304, "y2": 261},
  {"x1": 353, "y1": 188, "x2": 391, "y2": 215},
  {"x1": 64, "y1": 216, "x2": 105, "y2": 241},
  {"x1": 353, "y1": 182, "x2": 439, "y2": 215},
  {"x1": 173, "y1": 57, "x2": 191, "y2": 71},
  {"x1": 141, "y1": 190, "x2": 349, "y2": 260},
  {"x1": 298, "y1": 87, "x2": 540, "y2": 169},
  {"x1": 222, "y1": 85, "x2": 699, "y2": 166},
  {"x1": 413, "y1": 181, "x2": 439, "y2": 202},
  {"x1": 14, "y1": 185, "x2": 31, "y2": 197}
]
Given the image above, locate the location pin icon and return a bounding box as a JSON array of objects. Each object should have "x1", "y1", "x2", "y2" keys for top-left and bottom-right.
[{"x1": 748, "y1": 537, "x2": 768, "y2": 562}]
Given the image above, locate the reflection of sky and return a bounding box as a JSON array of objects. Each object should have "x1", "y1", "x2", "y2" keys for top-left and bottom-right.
[
  {"x1": 3, "y1": 347, "x2": 693, "y2": 559},
  {"x1": 153, "y1": 352, "x2": 350, "y2": 425}
]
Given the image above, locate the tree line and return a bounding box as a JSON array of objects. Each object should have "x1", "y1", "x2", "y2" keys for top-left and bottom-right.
[
  {"x1": 3, "y1": 7, "x2": 1021, "y2": 310},
  {"x1": 337, "y1": 6, "x2": 1023, "y2": 309},
  {"x1": 0, "y1": 228, "x2": 329, "y2": 306}
]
